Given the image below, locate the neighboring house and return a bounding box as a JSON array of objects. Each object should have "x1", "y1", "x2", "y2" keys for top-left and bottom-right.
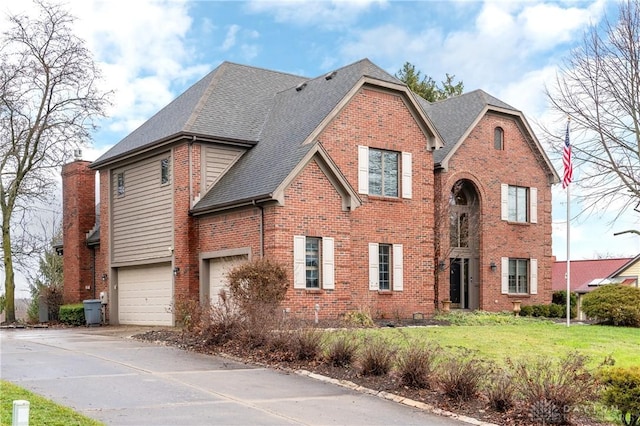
[
  {"x1": 552, "y1": 257, "x2": 634, "y2": 292},
  {"x1": 61, "y1": 59, "x2": 559, "y2": 326},
  {"x1": 552, "y1": 256, "x2": 639, "y2": 319}
]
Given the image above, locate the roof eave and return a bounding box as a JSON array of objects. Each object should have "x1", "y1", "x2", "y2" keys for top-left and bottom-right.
[
  {"x1": 90, "y1": 132, "x2": 256, "y2": 170},
  {"x1": 190, "y1": 194, "x2": 276, "y2": 216}
]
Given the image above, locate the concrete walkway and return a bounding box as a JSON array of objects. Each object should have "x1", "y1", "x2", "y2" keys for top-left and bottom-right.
[{"x1": 1, "y1": 327, "x2": 478, "y2": 426}]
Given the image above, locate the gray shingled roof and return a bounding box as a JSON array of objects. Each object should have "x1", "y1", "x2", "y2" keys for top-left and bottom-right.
[
  {"x1": 417, "y1": 89, "x2": 517, "y2": 164},
  {"x1": 192, "y1": 59, "x2": 402, "y2": 212},
  {"x1": 92, "y1": 62, "x2": 308, "y2": 166}
]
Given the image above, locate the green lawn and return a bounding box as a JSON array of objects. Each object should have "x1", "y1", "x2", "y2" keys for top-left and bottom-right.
[
  {"x1": 344, "y1": 314, "x2": 640, "y2": 368},
  {"x1": 0, "y1": 380, "x2": 103, "y2": 426}
]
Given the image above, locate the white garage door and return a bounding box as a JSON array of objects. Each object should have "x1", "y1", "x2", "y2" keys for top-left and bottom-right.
[
  {"x1": 209, "y1": 255, "x2": 248, "y2": 305},
  {"x1": 118, "y1": 263, "x2": 172, "y2": 326}
]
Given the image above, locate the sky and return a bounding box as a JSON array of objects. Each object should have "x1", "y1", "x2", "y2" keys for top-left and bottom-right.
[{"x1": 2, "y1": 0, "x2": 640, "y2": 297}]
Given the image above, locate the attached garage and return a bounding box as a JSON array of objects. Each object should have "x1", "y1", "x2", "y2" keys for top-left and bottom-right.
[
  {"x1": 117, "y1": 263, "x2": 173, "y2": 326},
  {"x1": 208, "y1": 255, "x2": 248, "y2": 305}
]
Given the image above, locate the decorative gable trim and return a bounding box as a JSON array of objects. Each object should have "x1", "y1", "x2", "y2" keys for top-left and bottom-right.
[
  {"x1": 302, "y1": 76, "x2": 443, "y2": 151},
  {"x1": 437, "y1": 107, "x2": 560, "y2": 185},
  {"x1": 272, "y1": 143, "x2": 362, "y2": 211}
]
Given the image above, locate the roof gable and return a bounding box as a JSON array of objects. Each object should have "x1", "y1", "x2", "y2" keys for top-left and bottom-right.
[
  {"x1": 192, "y1": 59, "x2": 436, "y2": 213},
  {"x1": 420, "y1": 89, "x2": 558, "y2": 183}
]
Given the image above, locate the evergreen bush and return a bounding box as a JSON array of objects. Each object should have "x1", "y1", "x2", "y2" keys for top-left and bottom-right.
[
  {"x1": 599, "y1": 366, "x2": 640, "y2": 426},
  {"x1": 582, "y1": 285, "x2": 640, "y2": 326},
  {"x1": 59, "y1": 304, "x2": 85, "y2": 326}
]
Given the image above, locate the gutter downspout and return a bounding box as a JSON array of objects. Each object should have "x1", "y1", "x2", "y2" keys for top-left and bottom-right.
[
  {"x1": 189, "y1": 136, "x2": 195, "y2": 207},
  {"x1": 91, "y1": 245, "x2": 96, "y2": 299},
  {"x1": 253, "y1": 200, "x2": 264, "y2": 259}
]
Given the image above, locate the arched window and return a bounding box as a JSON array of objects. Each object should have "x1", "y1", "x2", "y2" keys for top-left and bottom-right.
[{"x1": 494, "y1": 127, "x2": 504, "y2": 150}]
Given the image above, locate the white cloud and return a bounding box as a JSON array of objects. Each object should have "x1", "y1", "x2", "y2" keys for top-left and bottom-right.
[
  {"x1": 246, "y1": 0, "x2": 387, "y2": 30},
  {"x1": 68, "y1": 0, "x2": 210, "y2": 136},
  {"x1": 222, "y1": 24, "x2": 241, "y2": 51}
]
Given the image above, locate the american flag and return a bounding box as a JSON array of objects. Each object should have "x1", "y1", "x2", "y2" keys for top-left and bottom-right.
[{"x1": 562, "y1": 120, "x2": 573, "y2": 189}]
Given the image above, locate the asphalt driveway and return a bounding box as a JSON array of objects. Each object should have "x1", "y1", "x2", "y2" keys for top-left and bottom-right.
[{"x1": 1, "y1": 327, "x2": 474, "y2": 426}]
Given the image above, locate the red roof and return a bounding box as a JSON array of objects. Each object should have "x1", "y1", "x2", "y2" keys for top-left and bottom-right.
[
  {"x1": 574, "y1": 278, "x2": 637, "y2": 294},
  {"x1": 552, "y1": 258, "x2": 633, "y2": 291}
]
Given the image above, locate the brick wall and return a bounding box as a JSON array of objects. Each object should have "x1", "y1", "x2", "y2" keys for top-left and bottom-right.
[
  {"x1": 435, "y1": 113, "x2": 554, "y2": 311},
  {"x1": 310, "y1": 87, "x2": 436, "y2": 319},
  {"x1": 267, "y1": 159, "x2": 353, "y2": 321},
  {"x1": 61, "y1": 161, "x2": 96, "y2": 303}
]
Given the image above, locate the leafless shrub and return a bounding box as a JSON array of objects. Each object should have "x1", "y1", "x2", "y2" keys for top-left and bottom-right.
[
  {"x1": 359, "y1": 337, "x2": 395, "y2": 376},
  {"x1": 226, "y1": 258, "x2": 288, "y2": 317},
  {"x1": 438, "y1": 349, "x2": 488, "y2": 401},
  {"x1": 396, "y1": 343, "x2": 441, "y2": 389},
  {"x1": 512, "y1": 353, "x2": 598, "y2": 425},
  {"x1": 326, "y1": 334, "x2": 359, "y2": 367},
  {"x1": 485, "y1": 369, "x2": 516, "y2": 413},
  {"x1": 292, "y1": 328, "x2": 324, "y2": 361}
]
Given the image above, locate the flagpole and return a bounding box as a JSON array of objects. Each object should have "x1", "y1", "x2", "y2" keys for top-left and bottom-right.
[
  {"x1": 564, "y1": 117, "x2": 572, "y2": 327},
  {"x1": 566, "y1": 182, "x2": 571, "y2": 327}
]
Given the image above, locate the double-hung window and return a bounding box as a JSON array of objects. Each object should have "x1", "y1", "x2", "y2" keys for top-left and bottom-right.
[
  {"x1": 293, "y1": 236, "x2": 334, "y2": 289},
  {"x1": 501, "y1": 184, "x2": 537, "y2": 223},
  {"x1": 358, "y1": 146, "x2": 412, "y2": 199},
  {"x1": 369, "y1": 243, "x2": 403, "y2": 291},
  {"x1": 369, "y1": 149, "x2": 398, "y2": 197},
  {"x1": 501, "y1": 257, "x2": 538, "y2": 295}
]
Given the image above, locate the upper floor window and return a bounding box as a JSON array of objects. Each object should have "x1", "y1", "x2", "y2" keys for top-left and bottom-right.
[
  {"x1": 508, "y1": 185, "x2": 527, "y2": 222},
  {"x1": 494, "y1": 127, "x2": 504, "y2": 150},
  {"x1": 369, "y1": 242, "x2": 403, "y2": 291},
  {"x1": 369, "y1": 149, "x2": 398, "y2": 197},
  {"x1": 160, "y1": 158, "x2": 170, "y2": 185},
  {"x1": 293, "y1": 235, "x2": 334, "y2": 290},
  {"x1": 501, "y1": 258, "x2": 538, "y2": 295},
  {"x1": 117, "y1": 172, "x2": 125, "y2": 197},
  {"x1": 501, "y1": 184, "x2": 537, "y2": 224},
  {"x1": 358, "y1": 146, "x2": 412, "y2": 199}
]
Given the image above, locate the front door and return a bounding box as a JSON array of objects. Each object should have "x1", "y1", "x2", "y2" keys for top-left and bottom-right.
[{"x1": 450, "y1": 258, "x2": 469, "y2": 309}]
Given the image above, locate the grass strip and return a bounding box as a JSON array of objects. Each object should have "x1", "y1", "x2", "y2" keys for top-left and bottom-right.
[{"x1": 0, "y1": 380, "x2": 103, "y2": 426}]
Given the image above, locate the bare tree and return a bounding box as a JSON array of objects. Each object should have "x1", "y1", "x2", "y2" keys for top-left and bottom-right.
[
  {"x1": 0, "y1": 1, "x2": 109, "y2": 322},
  {"x1": 545, "y1": 0, "x2": 640, "y2": 220}
]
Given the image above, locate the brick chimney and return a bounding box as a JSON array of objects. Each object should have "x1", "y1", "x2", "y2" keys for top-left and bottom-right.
[{"x1": 62, "y1": 160, "x2": 96, "y2": 303}]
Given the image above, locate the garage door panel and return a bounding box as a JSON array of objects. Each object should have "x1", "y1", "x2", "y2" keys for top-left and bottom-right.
[
  {"x1": 209, "y1": 255, "x2": 248, "y2": 305},
  {"x1": 118, "y1": 263, "x2": 172, "y2": 326}
]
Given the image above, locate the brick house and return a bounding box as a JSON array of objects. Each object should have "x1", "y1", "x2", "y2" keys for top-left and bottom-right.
[{"x1": 61, "y1": 59, "x2": 559, "y2": 326}]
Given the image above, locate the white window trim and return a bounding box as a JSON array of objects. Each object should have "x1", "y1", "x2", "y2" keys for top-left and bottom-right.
[
  {"x1": 369, "y1": 242, "x2": 403, "y2": 291},
  {"x1": 501, "y1": 184, "x2": 537, "y2": 224},
  {"x1": 358, "y1": 145, "x2": 411, "y2": 199},
  {"x1": 501, "y1": 257, "x2": 537, "y2": 295},
  {"x1": 293, "y1": 235, "x2": 335, "y2": 290}
]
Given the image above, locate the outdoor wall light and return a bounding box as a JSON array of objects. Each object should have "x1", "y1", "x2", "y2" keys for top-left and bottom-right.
[
  {"x1": 173, "y1": 267, "x2": 180, "y2": 276},
  {"x1": 438, "y1": 260, "x2": 445, "y2": 271},
  {"x1": 490, "y1": 261, "x2": 497, "y2": 272},
  {"x1": 101, "y1": 273, "x2": 108, "y2": 281}
]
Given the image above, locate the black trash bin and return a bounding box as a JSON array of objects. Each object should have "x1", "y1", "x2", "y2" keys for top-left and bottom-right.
[{"x1": 83, "y1": 299, "x2": 102, "y2": 326}]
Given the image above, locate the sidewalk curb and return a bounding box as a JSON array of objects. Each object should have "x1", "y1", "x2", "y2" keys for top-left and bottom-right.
[{"x1": 296, "y1": 369, "x2": 500, "y2": 426}]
